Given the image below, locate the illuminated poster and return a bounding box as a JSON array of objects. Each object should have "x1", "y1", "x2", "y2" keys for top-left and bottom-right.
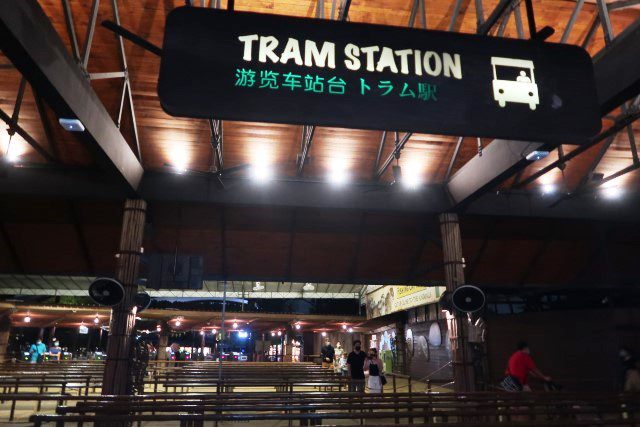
[
  {"x1": 159, "y1": 7, "x2": 601, "y2": 144},
  {"x1": 365, "y1": 285, "x2": 445, "y2": 319}
]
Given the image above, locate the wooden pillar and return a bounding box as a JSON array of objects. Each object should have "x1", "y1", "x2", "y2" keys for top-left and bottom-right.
[
  {"x1": 157, "y1": 326, "x2": 169, "y2": 361},
  {"x1": 49, "y1": 326, "x2": 56, "y2": 346},
  {"x1": 0, "y1": 316, "x2": 12, "y2": 363},
  {"x1": 439, "y1": 212, "x2": 474, "y2": 392},
  {"x1": 102, "y1": 199, "x2": 146, "y2": 395}
]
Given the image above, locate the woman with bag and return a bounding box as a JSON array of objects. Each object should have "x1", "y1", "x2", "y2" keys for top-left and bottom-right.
[{"x1": 364, "y1": 348, "x2": 385, "y2": 393}]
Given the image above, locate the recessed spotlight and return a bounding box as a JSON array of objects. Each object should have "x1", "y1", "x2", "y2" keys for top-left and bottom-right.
[
  {"x1": 328, "y1": 170, "x2": 349, "y2": 186},
  {"x1": 541, "y1": 184, "x2": 557, "y2": 195},
  {"x1": 525, "y1": 150, "x2": 550, "y2": 162},
  {"x1": 251, "y1": 164, "x2": 273, "y2": 183},
  {"x1": 58, "y1": 118, "x2": 85, "y2": 132},
  {"x1": 402, "y1": 174, "x2": 422, "y2": 190},
  {"x1": 602, "y1": 185, "x2": 623, "y2": 200}
]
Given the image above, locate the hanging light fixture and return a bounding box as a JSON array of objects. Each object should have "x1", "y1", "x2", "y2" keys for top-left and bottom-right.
[
  {"x1": 175, "y1": 319, "x2": 181, "y2": 327},
  {"x1": 342, "y1": 324, "x2": 347, "y2": 330},
  {"x1": 93, "y1": 315, "x2": 100, "y2": 324},
  {"x1": 295, "y1": 323, "x2": 301, "y2": 330},
  {"x1": 24, "y1": 313, "x2": 31, "y2": 323},
  {"x1": 232, "y1": 320, "x2": 238, "y2": 329}
]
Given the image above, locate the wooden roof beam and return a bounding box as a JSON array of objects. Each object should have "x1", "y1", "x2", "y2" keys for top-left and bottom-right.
[{"x1": 0, "y1": 0, "x2": 144, "y2": 194}]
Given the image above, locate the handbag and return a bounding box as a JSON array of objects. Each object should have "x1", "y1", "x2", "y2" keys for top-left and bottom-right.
[
  {"x1": 499, "y1": 375, "x2": 522, "y2": 392},
  {"x1": 380, "y1": 375, "x2": 387, "y2": 386}
]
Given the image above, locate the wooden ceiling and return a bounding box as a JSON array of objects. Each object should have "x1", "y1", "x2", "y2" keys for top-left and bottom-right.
[
  {"x1": 2, "y1": 302, "x2": 367, "y2": 330},
  {"x1": 0, "y1": 0, "x2": 639, "y2": 191},
  {"x1": 0, "y1": 1, "x2": 639, "y2": 290}
]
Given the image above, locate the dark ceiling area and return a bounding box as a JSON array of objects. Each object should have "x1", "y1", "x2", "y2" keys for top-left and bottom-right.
[
  {"x1": 1, "y1": 196, "x2": 638, "y2": 288},
  {"x1": 0, "y1": 0, "x2": 639, "y2": 295}
]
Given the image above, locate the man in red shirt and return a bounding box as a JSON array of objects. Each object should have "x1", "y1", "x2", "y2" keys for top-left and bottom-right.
[{"x1": 506, "y1": 341, "x2": 551, "y2": 391}]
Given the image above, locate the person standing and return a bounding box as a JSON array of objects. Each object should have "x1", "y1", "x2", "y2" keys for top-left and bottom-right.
[
  {"x1": 505, "y1": 341, "x2": 551, "y2": 391},
  {"x1": 364, "y1": 347, "x2": 384, "y2": 393},
  {"x1": 619, "y1": 348, "x2": 640, "y2": 391},
  {"x1": 29, "y1": 339, "x2": 47, "y2": 364},
  {"x1": 49, "y1": 340, "x2": 62, "y2": 362},
  {"x1": 320, "y1": 340, "x2": 335, "y2": 369},
  {"x1": 346, "y1": 340, "x2": 366, "y2": 392}
]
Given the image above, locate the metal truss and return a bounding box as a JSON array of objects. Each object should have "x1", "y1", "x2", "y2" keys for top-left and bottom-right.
[
  {"x1": 0, "y1": 76, "x2": 57, "y2": 163},
  {"x1": 61, "y1": 0, "x2": 142, "y2": 161},
  {"x1": 519, "y1": 1, "x2": 640, "y2": 199},
  {"x1": 370, "y1": 0, "x2": 431, "y2": 180},
  {"x1": 296, "y1": 0, "x2": 352, "y2": 176}
]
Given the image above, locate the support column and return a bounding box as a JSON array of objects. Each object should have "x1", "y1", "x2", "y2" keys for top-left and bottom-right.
[
  {"x1": 49, "y1": 325, "x2": 56, "y2": 346},
  {"x1": 0, "y1": 316, "x2": 12, "y2": 363},
  {"x1": 439, "y1": 212, "x2": 474, "y2": 392},
  {"x1": 102, "y1": 199, "x2": 146, "y2": 395},
  {"x1": 157, "y1": 325, "x2": 169, "y2": 361}
]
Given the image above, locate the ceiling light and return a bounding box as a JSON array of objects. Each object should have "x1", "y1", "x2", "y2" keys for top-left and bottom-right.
[
  {"x1": 232, "y1": 321, "x2": 238, "y2": 329},
  {"x1": 271, "y1": 331, "x2": 275, "y2": 336},
  {"x1": 541, "y1": 183, "x2": 557, "y2": 195},
  {"x1": 402, "y1": 173, "x2": 422, "y2": 190},
  {"x1": 212, "y1": 329, "x2": 217, "y2": 335},
  {"x1": 168, "y1": 145, "x2": 189, "y2": 174},
  {"x1": 251, "y1": 164, "x2": 273, "y2": 183},
  {"x1": 327, "y1": 158, "x2": 350, "y2": 187},
  {"x1": 328, "y1": 169, "x2": 349, "y2": 186},
  {"x1": 525, "y1": 150, "x2": 550, "y2": 162},
  {"x1": 277, "y1": 331, "x2": 282, "y2": 336},
  {"x1": 342, "y1": 324, "x2": 347, "y2": 330},
  {"x1": 602, "y1": 185, "x2": 623, "y2": 200},
  {"x1": 24, "y1": 315, "x2": 31, "y2": 323},
  {"x1": 321, "y1": 331, "x2": 327, "y2": 337},
  {"x1": 303, "y1": 283, "x2": 315, "y2": 291},
  {"x1": 253, "y1": 281, "x2": 265, "y2": 291},
  {"x1": 58, "y1": 118, "x2": 85, "y2": 132},
  {"x1": 6, "y1": 149, "x2": 19, "y2": 163},
  {"x1": 175, "y1": 320, "x2": 181, "y2": 327},
  {"x1": 93, "y1": 316, "x2": 100, "y2": 324},
  {"x1": 348, "y1": 328, "x2": 353, "y2": 333},
  {"x1": 295, "y1": 323, "x2": 301, "y2": 330},
  {"x1": 200, "y1": 330, "x2": 205, "y2": 336}
]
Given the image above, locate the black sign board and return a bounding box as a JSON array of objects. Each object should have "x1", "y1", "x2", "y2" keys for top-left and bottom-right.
[{"x1": 158, "y1": 7, "x2": 601, "y2": 144}]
